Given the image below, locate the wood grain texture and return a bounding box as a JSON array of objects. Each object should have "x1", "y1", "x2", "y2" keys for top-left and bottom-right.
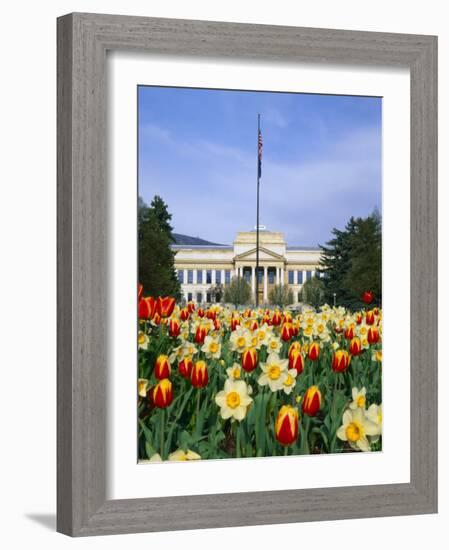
[{"x1": 57, "y1": 13, "x2": 438, "y2": 536}]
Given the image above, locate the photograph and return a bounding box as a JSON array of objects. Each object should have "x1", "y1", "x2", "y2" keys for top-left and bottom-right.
[{"x1": 137, "y1": 85, "x2": 383, "y2": 462}]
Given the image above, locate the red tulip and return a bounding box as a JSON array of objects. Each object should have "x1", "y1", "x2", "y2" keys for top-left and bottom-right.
[
  {"x1": 349, "y1": 337, "x2": 362, "y2": 356},
  {"x1": 138, "y1": 296, "x2": 156, "y2": 320},
  {"x1": 275, "y1": 405, "x2": 299, "y2": 446},
  {"x1": 242, "y1": 348, "x2": 258, "y2": 372},
  {"x1": 180, "y1": 307, "x2": 190, "y2": 321},
  {"x1": 308, "y1": 342, "x2": 320, "y2": 361},
  {"x1": 332, "y1": 350, "x2": 351, "y2": 373},
  {"x1": 197, "y1": 308, "x2": 205, "y2": 318},
  {"x1": 281, "y1": 322, "x2": 295, "y2": 342},
  {"x1": 289, "y1": 349, "x2": 304, "y2": 375},
  {"x1": 191, "y1": 360, "x2": 209, "y2": 388},
  {"x1": 194, "y1": 324, "x2": 208, "y2": 344},
  {"x1": 362, "y1": 291, "x2": 374, "y2": 305},
  {"x1": 187, "y1": 301, "x2": 195, "y2": 313},
  {"x1": 365, "y1": 310, "x2": 375, "y2": 325},
  {"x1": 367, "y1": 326, "x2": 380, "y2": 345},
  {"x1": 230, "y1": 317, "x2": 240, "y2": 331},
  {"x1": 154, "y1": 355, "x2": 171, "y2": 380},
  {"x1": 178, "y1": 356, "x2": 193, "y2": 379},
  {"x1": 169, "y1": 317, "x2": 181, "y2": 338},
  {"x1": 151, "y1": 379, "x2": 173, "y2": 408},
  {"x1": 156, "y1": 296, "x2": 176, "y2": 318},
  {"x1": 271, "y1": 311, "x2": 282, "y2": 326},
  {"x1": 302, "y1": 386, "x2": 322, "y2": 417},
  {"x1": 344, "y1": 326, "x2": 354, "y2": 340}
]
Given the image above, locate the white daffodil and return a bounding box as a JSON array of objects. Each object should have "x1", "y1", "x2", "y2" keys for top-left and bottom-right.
[
  {"x1": 258, "y1": 353, "x2": 289, "y2": 392},
  {"x1": 226, "y1": 363, "x2": 242, "y2": 380},
  {"x1": 255, "y1": 323, "x2": 272, "y2": 348},
  {"x1": 138, "y1": 331, "x2": 149, "y2": 350},
  {"x1": 229, "y1": 327, "x2": 252, "y2": 353},
  {"x1": 138, "y1": 378, "x2": 149, "y2": 398},
  {"x1": 138, "y1": 453, "x2": 163, "y2": 463},
  {"x1": 336, "y1": 408, "x2": 379, "y2": 451},
  {"x1": 366, "y1": 403, "x2": 382, "y2": 442},
  {"x1": 349, "y1": 387, "x2": 367, "y2": 410},
  {"x1": 266, "y1": 335, "x2": 282, "y2": 354},
  {"x1": 201, "y1": 334, "x2": 222, "y2": 359},
  {"x1": 215, "y1": 379, "x2": 253, "y2": 421},
  {"x1": 371, "y1": 350, "x2": 382, "y2": 363},
  {"x1": 168, "y1": 449, "x2": 201, "y2": 461},
  {"x1": 169, "y1": 341, "x2": 198, "y2": 364},
  {"x1": 282, "y1": 369, "x2": 298, "y2": 395}
]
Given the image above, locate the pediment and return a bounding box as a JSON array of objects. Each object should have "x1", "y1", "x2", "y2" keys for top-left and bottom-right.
[{"x1": 234, "y1": 246, "x2": 285, "y2": 262}]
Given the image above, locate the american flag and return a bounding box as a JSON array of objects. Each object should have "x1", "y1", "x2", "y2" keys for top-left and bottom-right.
[{"x1": 258, "y1": 128, "x2": 263, "y2": 178}]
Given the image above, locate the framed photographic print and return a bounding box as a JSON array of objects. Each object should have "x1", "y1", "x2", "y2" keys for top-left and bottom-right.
[{"x1": 57, "y1": 13, "x2": 438, "y2": 536}]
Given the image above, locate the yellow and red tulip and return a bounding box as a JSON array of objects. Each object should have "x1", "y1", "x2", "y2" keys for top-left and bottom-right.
[
  {"x1": 332, "y1": 349, "x2": 351, "y2": 373},
  {"x1": 151, "y1": 378, "x2": 173, "y2": 408},
  {"x1": 241, "y1": 348, "x2": 258, "y2": 372},
  {"x1": 194, "y1": 324, "x2": 208, "y2": 344},
  {"x1": 197, "y1": 307, "x2": 205, "y2": 318},
  {"x1": 191, "y1": 360, "x2": 209, "y2": 388},
  {"x1": 169, "y1": 317, "x2": 181, "y2": 338},
  {"x1": 281, "y1": 322, "x2": 295, "y2": 342},
  {"x1": 154, "y1": 354, "x2": 171, "y2": 380},
  {"x1": 178, "y1": 356, "x2": 193, "y2": 379},
  {"x1": 302, "y1": 386, "x2": 322, "y2": 417},
  {"x1": 344, "y1": 325, "x2": 354, "y2": 340},
  {"x1": 275, "y1": 405, "x2": 299, "y2": 446},
  {"x1": 349, "y1": 336, "x2": 362, "y2": 356},
  {"x1": 367, "y1": 326, "x2": 380, "y2": 345},
  {"x1": 180, "y1": 307, "x2": 190, "y2": 321},
  {"x1": 288, "y1": 341, "x2": 301, "y2": 358},
  {"x1": 365, "y1": 310, "x2": 376, "y2": 325},
  {"x1": 289, "y1": 349, "x2": 304, "y2": 375},
  {"x1": 308, "y1": 342, "x2": 320, "y2": 361},
  {"x1": 156, "y1": 296, "x2": 176, "y2": 318},
  {"x1": 271, "y1": 311, "x2": 282, "y2": 326},
  {"x1": 138, "y1": 296, "x2": 156, "y2": 320}
]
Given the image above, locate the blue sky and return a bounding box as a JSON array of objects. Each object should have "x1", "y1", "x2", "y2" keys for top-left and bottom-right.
[{"x1": 138, "y1": 86, "x2": 381, "y2": 247}]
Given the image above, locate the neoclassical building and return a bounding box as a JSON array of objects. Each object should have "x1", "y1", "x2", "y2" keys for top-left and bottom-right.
[{"x1": 173, "y1": 230, "x2": 322, "y2": 305}]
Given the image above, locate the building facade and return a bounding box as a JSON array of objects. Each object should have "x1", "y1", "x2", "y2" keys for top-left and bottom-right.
[{"x1": 173, "y1": 230, "x2": 322, "y2": 305}]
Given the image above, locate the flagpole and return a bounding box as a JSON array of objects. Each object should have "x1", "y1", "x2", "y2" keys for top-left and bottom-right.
[{"x1": 256, "y1": 114, "x2": 261, "y2": 307}]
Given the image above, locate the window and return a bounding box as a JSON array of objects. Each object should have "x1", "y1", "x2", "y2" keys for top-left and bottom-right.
[
  {"x1": 197, "y1": 269, "x2": 203, "y2": 284},
  {"x1": 187, "y1": 270, "x2": 193, "y2": 284},
  {"x1": 177, "y1": 270, "x2": 184, "y2": 284},
  {"x1": 225, "y1": 270, "x2": 231, "y2": 284},
  {"x1": 206, "y1": 270, "x2": 212, "y2": 284},
  {"x1": 306, "y1": 270, "x2": 312, "y2": 281},
  {"x1": 216, "y1": 270, "x2": 221, "y2": 284},
  {"x1": 187, "y1": 293, "x2": 193, "y2": 302},
  {"x1": 257, "y1": 268, "x2": 263, "y2": 283},
  {"x1": 268, "y1": 270, "x2": 275, "y2": 284},
  {"x1": 197, "y1": 293, "x2": 202, "y2": 303},
  {"x1": 297, "y1": 270, "x2": 303, "y2": 284},
  {"x1": 206, "y1": 293, "x2": 211, "y2": 302},
  {"x1": 244, "y1": 269, "x2": 251, "y2": 283},
  {"x1": 288, "y1": 270, "x2": 295, "y2": 284}
]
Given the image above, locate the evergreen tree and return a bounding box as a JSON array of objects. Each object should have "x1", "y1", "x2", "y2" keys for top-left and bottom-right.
[
  {"x1": 318, "y1": 212, "x2": 382, "y2": 310},
  {"x1": 138, "y1": 196, "x2": 180, "y2": 298},
  {"x1": 223, "y1": 277, "x2": 252, "y2": 307},
  {"x1": 268, "y1": 284, "x2": 294, "y2": 307},
  {"x1": 299, "y1": 276, "x2": 325, "y2": 308}
]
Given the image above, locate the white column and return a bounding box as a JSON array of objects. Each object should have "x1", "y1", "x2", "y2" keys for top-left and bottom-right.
[
  {"x1": 234, "y1": 266, "x2": 239, "y2": 278},
  {"x1": 294, "y1": 269, "x2": 298, "y2": 285},
  {"x1": 221, "y1": 269, "x2": 225, "y2": 285},
  {"x1": 276, "y1": 266, "x2": 279, "y2": 285},
  {"x1": 280, "y1": 267, "x2": 284, "y2": 286},
  {"x1": 251, "y1": 266, "x2": 255, "y2": 296},
  {"x1": 193, "y1": 269, "x2": 197, "y2": 284},
  {"x1": 212, "y1": 269, "x2": 216, "y2": 285},
  {"x1": 303, "y1": 270, "x2": 307, "y2": 284},
  {"x1": 262, "y1": 266, "x2": 267, "y2": 302}
]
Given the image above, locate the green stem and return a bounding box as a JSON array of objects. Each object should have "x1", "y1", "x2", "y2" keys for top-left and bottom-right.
[{"x1": 160, "y1": 409, "x2": 165, "y2": 459}]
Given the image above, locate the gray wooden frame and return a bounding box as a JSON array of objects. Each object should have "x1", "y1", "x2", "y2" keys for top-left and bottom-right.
[{"x1": 57, "y1": 12, "x2": 438, "y2": 537}]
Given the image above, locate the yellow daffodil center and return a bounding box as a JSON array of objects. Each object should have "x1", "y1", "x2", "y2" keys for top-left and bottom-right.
[
  {"x1": 232, "y1": 367, "x2": 241, "y2": 379},
  {"x1": 357, "y1": 395, "x2": 366, "y2": 408},
  {"x1": 346, "y1": 422, "x2": 363, "y2": 442},
  {"x1": 138, "y1": 332, "x2": 146, "y2": 344},
  {"x1": 209, "y1": 342, "x2": 219, "y2": 353},
  {"x1": 284, "y1": 374, "x2": 294, "y2": 386},
  {"x1": 269, "y1": 340, "x2": 278, "y2": 350},
  {"x1": 304, "y1": 326, "x2": 313, "y2": 336},
  {"x1": 237, "y1": 336, "x2": 246, "y2": 348},
  {"x1": 317, "y1": 324, "x2": 325, "y2": 333},
  {"x1": 268, "y1": 365, "x2": 281, "y2": 380},
  {"x1": 226, "y1": 391, "x2": 241, "y2": 409},
  {"x1": 258, "y1": 331, "x2": 266, "y2": 341}
]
